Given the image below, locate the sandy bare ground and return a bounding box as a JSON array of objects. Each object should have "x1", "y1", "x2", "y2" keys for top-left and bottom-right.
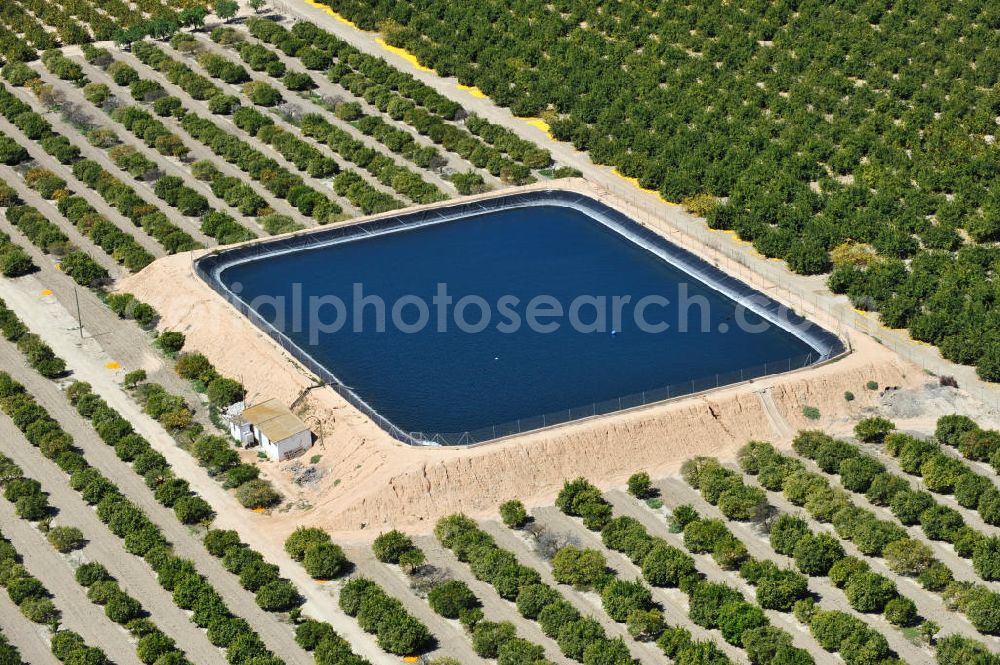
[
  {"x1": 0, "y1": 594, "x2": 59, "y2": 665},
  {"x1": 121, "y1": 180, "x2": 920, "y2": 542},
  {"x1": 0, "y1": 377, "x2": 223, "y2": 665},
  {"x1": 0, "y1": 498, "x2": 143, "y2": 665}
]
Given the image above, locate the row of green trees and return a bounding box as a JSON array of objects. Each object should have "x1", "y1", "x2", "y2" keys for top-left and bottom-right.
[
  {"x1": 74, "y1": 562, "x2": 195, "y2": 664},
  {"x1": 1, "y1": 519, "x2": 112, "y2": 665},
  {"x1": 0, "y1": 231, "x2": 35, "y2": 278},
  {"x1": 41, "y1": 371, "x2": 288, "y2": 665},
  {"x1": 558, "y1": 477, "x2": 813, "y2": 664},
  {"x1": 436, "y1": 511, "x2": 727, "y2": 664},
  {"x1": 207, "y1": 31, "x2": 448, "y2": 204},
  {"x1": 74, "y1": 61, "x2": 260, "y2": 243},
  {"x1": 736, "y1": 432, "x2": 1000, "y2": 636},
  {"x1": 245, "y1": 18, "x2": 548, "y2": 180},
  {"x1": 338, "y1": 577, "x2": 433, "y2": 656},
  {"x1": 793, "y1": 427, "x2": 1000, "y2": 581},
  {"x1": 72, "y1": 157, "x2": 200, "y2": 253},
  {"x1": 0, "y1": 299, "x2": 64, "y2": 377}
]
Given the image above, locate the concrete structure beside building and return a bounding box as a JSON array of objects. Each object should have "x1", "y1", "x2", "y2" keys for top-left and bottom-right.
[{"x1": 223, "y1": 398, "x2": 312, "y2": 461}]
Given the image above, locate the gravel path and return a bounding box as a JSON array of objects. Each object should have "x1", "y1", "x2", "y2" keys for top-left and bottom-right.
[
  {"x1": 0, "y1": 498, "x2": 142, "y2": 665},
  {"x1": 0, "y1": 385, "x2": 222, "y2": 665},
  {"x1": 0, "y1": 593, "x2": 60, "y2": 665},
  {"x1": 0, "y1": 275, "x2": 393, "y2": 665}
]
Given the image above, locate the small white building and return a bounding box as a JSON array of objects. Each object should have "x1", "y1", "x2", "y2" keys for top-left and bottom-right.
[{"x1": 224, "y1": 398, "x2": 312, "y2": 461}]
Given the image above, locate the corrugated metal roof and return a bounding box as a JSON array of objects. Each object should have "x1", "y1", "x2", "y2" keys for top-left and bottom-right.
[{"x1": 241, "y1": 398, "x2": 309, "y2": 442}]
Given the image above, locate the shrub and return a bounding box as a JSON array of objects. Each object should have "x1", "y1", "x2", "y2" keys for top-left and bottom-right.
[
  {"x1": 883, "y1": 538, "x2": 935, "y2": 577},
  {"x1": 428, "y1": 580, "x2": 477, "y2": 619},
  {"x1": 838, "y1": 456, "x2": 884, "y2": 492},
  {"x1": 716, "y1": 485, "x2": 766, "y2": 521},
  {"x1": 626, "y1": 608, "x2": 664, "y2": 642},
  {"x1": 47, "y1": 526, "x2": 85, "y2": 552},
  {"x1": 123, "y1": 369, "x2": 147, "y2": 388},
  {"x1": 964, "y1": 588, "x2": 1000, "y2": 634},
  {"x1": 285, "y1": 527, "x2": 330, "y2": 560},
  {"x1": 717, "y1": 601, "x2": 767, "y2": 645},
  {"x1": 303, "y1": 541, "x2": 347, "y2": 579},
  {"x1": 935, "y1": 415, "x2": 979, "y2": 448},
  {"x1": 472, "y1": 620, "x2": 516, "y2": 658},
  {"x1": 371, "y1": 530, "x2": 414, "y2": 563},
  {"x1": 255, "y1": 579, "x2": 299, "y2": 611},
  {"x1": 751, "y1": 564, "x2": 808, "y2": 611},
  {"x1": 890, "y1": 489, "x2": 935, "y2": 525},
  {"x1": 828, "y1": 557, "x2": 869, "y2": 588},
  {"x1": 601, "y1": 578, "x2": 653, "y2": 622},
  {"x1": 76, "y1": 562, "x2": 110, "y2": 586},
  {"x1": 515, "y1": 583, "x2": 560, "y2": 620},
  {"x1": 769, "y1": 514, "x2": 810, "y2": 556},
  {"x1": 627, "y1": 472, "x2": 654, "y2": 499},
  {"x1": 105, "y1": 593, "x2": 143, "y2": 624},
  {"x1": 557, "y1": 617, "x2": 605, "y2": 661},
  {"x1": 156, "y1": 331, "x2": 185, "y2": 354},
  {"x1": 844, "y1": 572, "x2": 897, "y2": 613},
  {"x1": 552, "y1": 546, "x2": 606, "y2": 590},
  {"x1": 173, "y1": 495, "x2": 213, "y2": 524},
  {"x1": 235, "y1": 479, "x2": 280, "y2": 508},
  {"x1": 792, "y1": 533, "x2": 844, "y2": 576},
  {"x1": 640, "y1": 543, "x2": 696, "y2": 588},
  {"x1": 688, "y1": 581, "x2": 743, "y2": 629},
  {"x1": 538, "y1": 599, "x2": 580, "y2": 639},
  {"x1": 499, "y1": 499, "x2": 528, "y2": 528},
  {"x1": 682, "y1": 518, "x2": 729, "y2": 553},
  {"x1": 854, "y1": 417, "x2": 896, "y2": 443},
  {"x1": 204, "y1": 529, "x2": 242, "y2": 557},
  {"x1": 884, "y1": 596, "x2": 918, "y2": 627},
  {"x1": 972, "y1": 536, "x2": 1000, "y2": 581},
  {"x1": 242, "y1": 81, "x2": 282, "y2": 106},
  {"x1": 920, "y1": 504, "x2": 965, "y2": 541},
  {"x1": 921, "y1": 453, "x2": 968, "y2": 493}
]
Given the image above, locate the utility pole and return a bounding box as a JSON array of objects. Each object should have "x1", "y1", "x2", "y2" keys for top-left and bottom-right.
[{"x1": 73, "y1": 286, "x2": 83, "y2": 339}]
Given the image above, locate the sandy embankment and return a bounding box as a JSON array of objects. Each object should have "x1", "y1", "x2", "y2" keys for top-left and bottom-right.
[{"x1": 120, "y1": 187, "x2": 920, "y2": 542}]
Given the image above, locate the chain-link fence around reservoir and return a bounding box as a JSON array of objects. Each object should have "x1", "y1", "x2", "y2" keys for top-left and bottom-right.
[
  {"x1": 195, "y1": 189, "x2": 845, "y2": 447},
  {"x1": 411, "y1": 352, "x2": 819, "y2": 445}
]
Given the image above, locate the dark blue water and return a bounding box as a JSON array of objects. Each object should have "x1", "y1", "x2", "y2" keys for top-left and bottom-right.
[{"x1": 221, "y1": 205, "x2": 814, "y2": 435}]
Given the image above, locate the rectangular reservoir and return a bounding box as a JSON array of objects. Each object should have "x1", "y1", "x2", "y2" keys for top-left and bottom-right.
[{"x1": 197, "y1": 190, "x2": 843, "y2": 445}]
